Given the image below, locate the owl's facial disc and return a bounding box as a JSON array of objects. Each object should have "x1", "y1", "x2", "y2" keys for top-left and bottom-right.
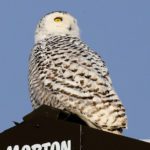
[{"x1": 35, "y1": 11, "x2": 80, "y2": 43}]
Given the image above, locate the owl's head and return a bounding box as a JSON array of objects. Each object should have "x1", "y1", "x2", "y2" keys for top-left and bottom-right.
[{"x1": 35, "y1": 11, "x2": 80, "y2": 43}]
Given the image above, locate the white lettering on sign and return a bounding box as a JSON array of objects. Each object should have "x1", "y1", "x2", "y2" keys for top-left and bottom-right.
[
  {"x1": 7, "y1": 145, "x2": 19, "y2": 150},
  {"x1": 22, "y1": 145, "x2": 31, "y2": 150},
  {"x1": 31, "y1": 144, "x2": 42, "y2": 150},
  {"x1": 61, "y1": 140, "x2": 71, "y2": 150},
  {"x1": 42, "y1": 142, "x2": 51, "y2": 150},
  {"x1": 51, "y1": 141, "x2": 60, "y2": 150},
  {"x1": 6, "y1": 140, "x2": 71, "y2": 150}
]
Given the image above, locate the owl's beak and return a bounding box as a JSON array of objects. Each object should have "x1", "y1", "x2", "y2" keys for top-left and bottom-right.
[{"x1": 68, "y1": 25, "x2": 72, "y2": 31}]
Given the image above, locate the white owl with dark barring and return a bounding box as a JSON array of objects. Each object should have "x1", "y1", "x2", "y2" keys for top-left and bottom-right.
[{"x1": 29, "y1": 11, "x2": 127, "y2": 134}]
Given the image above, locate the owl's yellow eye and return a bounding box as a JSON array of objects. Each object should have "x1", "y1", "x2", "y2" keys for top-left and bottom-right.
[{"x1": 54, "y1": 17, "x2": 63, "y2": 22}]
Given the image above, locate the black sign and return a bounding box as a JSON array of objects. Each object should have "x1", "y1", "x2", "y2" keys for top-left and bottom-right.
[{"x1": 0, "y1": 105, "x2": 150, "y2": 150}]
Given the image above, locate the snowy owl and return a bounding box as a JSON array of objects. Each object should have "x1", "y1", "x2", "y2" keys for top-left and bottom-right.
[{"x1": 29, "y1": 11, "x2": 127, "y2": 134}]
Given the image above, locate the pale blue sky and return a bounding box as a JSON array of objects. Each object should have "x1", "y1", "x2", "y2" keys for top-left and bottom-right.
[{"x1": 0, "y1": 0, "x2": 150, "y2": 139}]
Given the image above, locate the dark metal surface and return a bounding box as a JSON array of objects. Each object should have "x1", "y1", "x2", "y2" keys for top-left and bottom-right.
[{"x1": 0, "y1": 105, "x2": 149, "y2": 150}]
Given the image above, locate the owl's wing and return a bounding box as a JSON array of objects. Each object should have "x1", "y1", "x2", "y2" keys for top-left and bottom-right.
[
  {"x1": 39, "y1": 39, "x2": 119, "y2": 102},
  {"x1": 31, "y1": 38, "x2": 127, "y2": 130}
]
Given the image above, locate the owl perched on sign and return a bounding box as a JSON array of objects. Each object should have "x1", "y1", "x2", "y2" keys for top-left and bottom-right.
[{"x1": 29, "y1": 11, "x2": 127, "y2": 134}]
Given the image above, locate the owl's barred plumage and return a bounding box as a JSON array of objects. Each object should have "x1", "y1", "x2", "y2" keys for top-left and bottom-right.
[{"x1": 29, "y1": 11, "x2": 127, "y2": 134}]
